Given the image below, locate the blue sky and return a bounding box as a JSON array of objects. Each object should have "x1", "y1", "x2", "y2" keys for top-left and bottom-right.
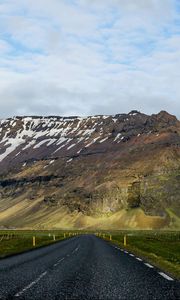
[{"x1": 0, "y1": 0, "x2": 180, "y2": 118}]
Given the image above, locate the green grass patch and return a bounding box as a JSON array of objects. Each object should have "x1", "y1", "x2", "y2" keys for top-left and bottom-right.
[{"x1": 0, "y1": 230, "x2": 70, "y2": 258}]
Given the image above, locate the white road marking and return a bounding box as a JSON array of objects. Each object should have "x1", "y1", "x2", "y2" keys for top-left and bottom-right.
[
  {"x1": 159, "y1": 272, "x2": 174, "y2": 281},
  {"x1": 136, "y1": 257, "x2": 142, "y2": 261},
  {"x1": 144, "y1": 263, "x2": 154, "y2": 268},
  {"x1": 15, "y1": 271, "x2": 47, "y2": 297},
  {"x1": 58, "y1": 258, "x2": 64, "y2": 263},
  {"x1": 54, "y1": 257, "x2": 65, "y2": 267},
  {"x1": 54, "y1": 263, "x2": 58, "y2": 267},
  {"x1": 72, "y1": 245, "x2": 79, "y2": 253},
  {"x1": 124, "y1": 251, "x2": 128, "y2": 253},
  {"x1": 16, "y1": 256, "x2": 66, "y2": 296},
  {"x1": 129, "y1": 254, "x2": 134, "y2": 257}
]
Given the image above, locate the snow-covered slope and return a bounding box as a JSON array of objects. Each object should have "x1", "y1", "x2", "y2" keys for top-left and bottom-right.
[
  {"x1": 0, "y1": 110, "x2": 178, "y2": 171},
  {"x1": 0, "y1": 112, "x2": 141, "y2": 169}
]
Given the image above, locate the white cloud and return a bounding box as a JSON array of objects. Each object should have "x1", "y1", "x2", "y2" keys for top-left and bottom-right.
[
  {"x1": 0, "y1": 0, "x2": 179, "y2": 119},
  {"x1": 0, "y1": 40, "x2": 11, "y2": 54}
]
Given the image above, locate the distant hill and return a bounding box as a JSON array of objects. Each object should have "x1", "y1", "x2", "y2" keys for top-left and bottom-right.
[{"x1": 0, "y1": 110, "x2": 179, "y2": 229}]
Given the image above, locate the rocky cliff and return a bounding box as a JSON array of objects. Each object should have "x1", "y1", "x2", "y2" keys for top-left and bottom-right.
[{"x1": 0, "y1": 110, "x2": 179, "y2": 229}]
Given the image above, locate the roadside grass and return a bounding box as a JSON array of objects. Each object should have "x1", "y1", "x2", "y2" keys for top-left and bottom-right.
[
  {"x1": 0, "y1": 230, "x2": 71, "y2": 258},
  {"x1": 101, "y1": 230, "x2": 180, "y2": 280}
]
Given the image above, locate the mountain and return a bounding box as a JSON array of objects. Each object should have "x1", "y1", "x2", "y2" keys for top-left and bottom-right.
[{"x1": 0, "y1": 110, "x2": 179, "y2": 230}]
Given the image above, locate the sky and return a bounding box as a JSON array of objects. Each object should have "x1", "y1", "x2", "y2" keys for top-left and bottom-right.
[{"x1": 0, "y1": 0, "x2": 180, "y2": 118}]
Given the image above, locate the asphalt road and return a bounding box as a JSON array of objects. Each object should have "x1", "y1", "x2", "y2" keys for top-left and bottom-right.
[{"x1": 0, "y1": 235, "x2": 179, "y2": 300}]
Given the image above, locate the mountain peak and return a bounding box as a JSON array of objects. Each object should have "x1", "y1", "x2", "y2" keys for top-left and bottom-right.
[
  {"x1": 152, "y1": 110, "x2": 177, "y2": 124},
  {"x1": 128, "y1": 110, "x2": 141, "y2": 115}
]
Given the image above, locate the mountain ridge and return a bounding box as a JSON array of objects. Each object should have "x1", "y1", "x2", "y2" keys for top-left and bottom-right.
[{"x1": 0, "y1": 110, "x2": 179, "y2": 229}]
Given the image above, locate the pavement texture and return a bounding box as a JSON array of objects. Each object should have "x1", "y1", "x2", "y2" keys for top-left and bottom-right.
[{"x1": 0, "y1": 235, "x2": 179, "y2": 299}]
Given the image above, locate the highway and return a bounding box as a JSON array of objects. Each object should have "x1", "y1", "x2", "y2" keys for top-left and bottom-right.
[{"x1": 0, "y1": 235, "x2": 179, "y2": 299}]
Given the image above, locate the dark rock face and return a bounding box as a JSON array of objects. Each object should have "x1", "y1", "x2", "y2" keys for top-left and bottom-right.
[
  {"x1": 0, "y1": 176, "x2": 58, "y2": 187},
  {"x1": 127, "y1": 182, "x2": 141, "y2": 208},
  {"x1": 0, "y1": 111, "x2": 179, "y2": 229}
]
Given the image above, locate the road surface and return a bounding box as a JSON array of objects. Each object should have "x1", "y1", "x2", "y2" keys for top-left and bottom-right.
[{"x1": 0, "y1": 235, "x2": 179, "y2": 299}]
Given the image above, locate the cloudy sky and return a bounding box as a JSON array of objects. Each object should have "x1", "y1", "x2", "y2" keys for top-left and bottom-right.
[{"x1": 0, "y1": 0, "x2": 180, "y2": 118}]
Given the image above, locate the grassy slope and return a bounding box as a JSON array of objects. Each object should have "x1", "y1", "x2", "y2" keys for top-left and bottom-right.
[
  {"x1": 0, "y1": 192, "x2": 169, "y2": 230},
  {"x1": 166, "y1": 209, "x2": 180, "y2": 229},
  {"x1": 0, "y1": 148, "x2": 179, "y2": 230}
]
